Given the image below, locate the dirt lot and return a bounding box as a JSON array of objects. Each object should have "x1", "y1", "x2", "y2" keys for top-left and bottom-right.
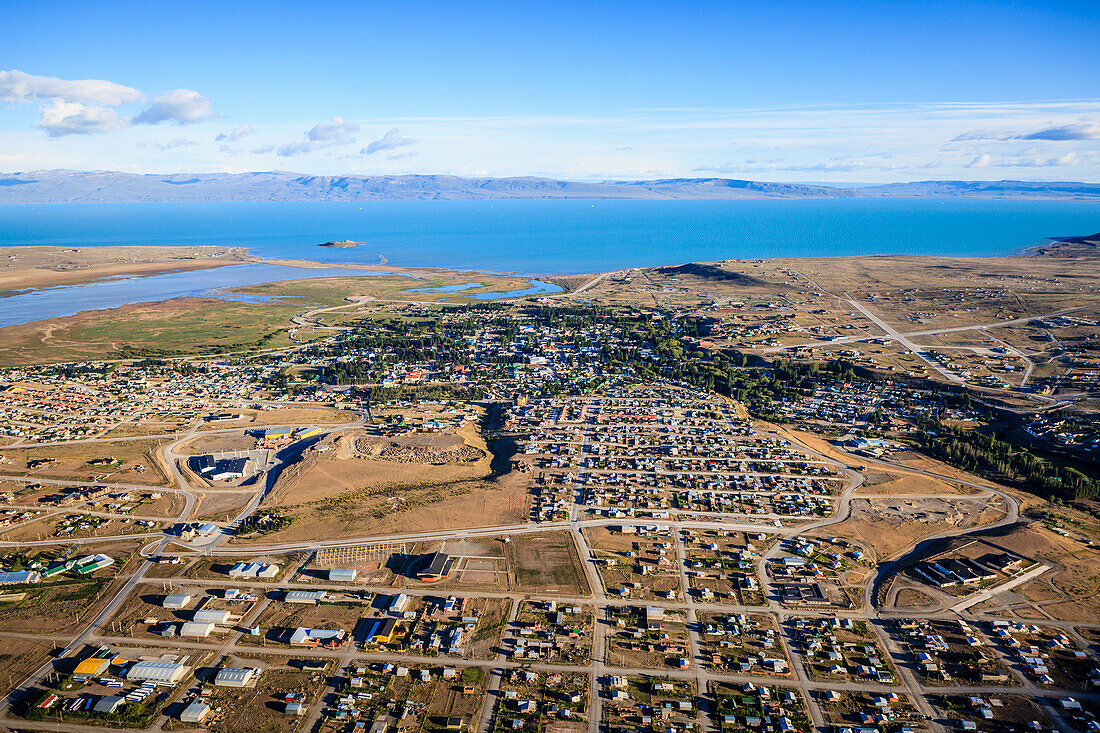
[
  {"x1": 507, "y1": 531, "x2": 590, "y2": 596},
  {"x1": 172, "y1": 654, "x2": 330, "y2": 733},
  {"x1": 970, "y1": 524, "x2": 1100, "y2": 622},
  {"x1": 0, "y1": 638, "x2": 57, "y2": 699},
  {"x1": 243, "y1": 468, "x2": 528, "y2": 544},
  {"x1": 199, "y1": 406, "x2": 358, "y2": 431},
  {"x1": 829, "y1": 495, "x2": 1009, "y2": 561},
  {"x1": 267, "y1": 421, "x2": 491, "y2": 507},
  {"x1": 932, "y1": 693, "x2": 1049, "y2": 733},
  {"x1": 0, "y1": 439, "x2": 171, "y2": 485},
  {"x1": 855, "y1": 469, "x2": 978, "y2": 496}
]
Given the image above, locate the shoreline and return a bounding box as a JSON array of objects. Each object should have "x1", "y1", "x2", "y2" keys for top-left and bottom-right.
[{"x1": 0, "y1": 236, "x2": 1095, "y2": 331}]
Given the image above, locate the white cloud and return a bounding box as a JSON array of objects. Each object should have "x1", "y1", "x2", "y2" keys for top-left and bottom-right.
[
  {"x1": 0, "y1": 69, "x2": 143, "y2": 106},
  {"x1": 138, "y1": 137, "x2": 199, "y2": 152},
  {"x1": 278, "y1": 116, "x2": 360, "y2": 156},
  {"x1": 307, "y1": 117, "x2": 360, "y2": 142},
  {"x1": 361, "y1": 127, "x2": 416, "y2": 155},
  {"x1": 387, "y1": 151, "x2": 419, "y2": 161},
  {"x1": 967, "y1": 152, "x2": 1083, "y2": 168},
  {"x1": 133, "y1": 89, "x2": 217, "y2": 125},
  {"x1": 1018, "y1": 122, "x2": 1100, "y2": 141},
  {"x1": 34, "y1": 100, "x2": 123, "y2": 137},
  {"x1": 215, "y1": 124, "x2": 255, "y2": 142}
]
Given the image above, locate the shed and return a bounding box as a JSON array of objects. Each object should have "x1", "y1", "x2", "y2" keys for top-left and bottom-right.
[{"x1": 0, "y1": 570, "x2": 40, "y2": 585}]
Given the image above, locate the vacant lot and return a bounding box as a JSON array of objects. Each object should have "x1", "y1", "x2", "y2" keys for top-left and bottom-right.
[{"x1": 507, "y1": 531, "x2": 590, "y2": 596}]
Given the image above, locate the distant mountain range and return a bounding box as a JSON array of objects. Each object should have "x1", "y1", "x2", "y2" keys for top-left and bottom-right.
[{"x1": 1, "y1": 170, "x2": 1099, "y2": 203}]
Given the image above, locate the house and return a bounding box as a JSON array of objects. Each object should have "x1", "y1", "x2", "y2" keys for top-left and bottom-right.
[{"x1": 645, "y1": 606, "x2": 665, "y2": 629}]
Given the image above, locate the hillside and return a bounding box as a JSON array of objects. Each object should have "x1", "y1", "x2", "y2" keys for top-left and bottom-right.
[{"x1": 1, "y1": 170, "x2": 1099, "y2": 203}]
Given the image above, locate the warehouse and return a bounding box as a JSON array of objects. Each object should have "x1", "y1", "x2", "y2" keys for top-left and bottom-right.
[
  {"x1": 211, "y1": 457, "x2": 250, "y2": 481},
  {"x1": 73, "y1": 658, "x2": 111, "y2": 677},
  {"x1": 364, "y1": 617, "x2": 398, "y2": 645},
  {"x1": 126, "y1": 661, "x2": 188, "y2": 684},
  {"x1": 289, "y1": 627, "x2": 345, "y2": 647},
  {"x1": 162, "y1": 593, "x2": 192, "y2": 610},
  {"x1": 328, "y1": 567, "x2": 357, "y2": 582},
  {"x1": 180, "y1": 701, "x2": 212, "y2": 723},
  {"x1": 180, "y1": 621, "x2": 215, "y2": 638},
  {"x1": 285, "y1": 590, "x2": 327, "y2": 604},
  {"x1": 228, "y1": 561, "x2": 279, "y2": 579},
  {"x1": 94, "y1": 695, "x2": 126, "y2": 714},
  {"x1": 389, "y1": 593, "x2": 410, "y2": 613},
  {"x1": 416, "y1": 552, "x2": 451, "y2": 582},
  {"x1": 214, "y1": 666, "x2": 258, "y2": 688},
  {"x1": 71, "y1": 554, "x2": 114, "y2": 575},
  {"x1": 0, "y1": 570, "x2": 40, "y2": 585},
  {"x1": 195, "y1": 454, "x2": 216, "y2": 474},
  {"x1": 192, "y1": 609, "x2": 231, "y2": 624}
]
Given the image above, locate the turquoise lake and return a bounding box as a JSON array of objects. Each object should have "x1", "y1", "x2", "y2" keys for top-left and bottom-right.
[{"x1": 0, "y1": 198, "x2": 1097, "y2": 328}]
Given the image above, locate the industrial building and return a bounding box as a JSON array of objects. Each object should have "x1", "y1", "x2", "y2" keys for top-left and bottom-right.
[
  {"x1": 0, "y1": 570, "x2": 40, "y2": 585},
  {"x1": 192, "y1": 609, "x2": 232, "y2": 624},
  {"x1": 328, "y1": 567, "x2": 357, "y2": 582},
  {"x1": 126, "y1": 661, "x2": 188, "y2": 684},
  {"x1": 416, "y1": 552, "x2": 452, "y2": 582},
  {"x1": 214, "y1": 666, "x2": 258, "y2": 688},
  {"x1": 162, "y1": 593, "x2": 192, "y2": 610},
  {"x1": 180, "y1": 701, "x2": 212, "y2": 723},
  {"x1": 180, "y1": 621, "x2": 215, "y2": 638},
  {"x1": 289, "y1": 627, "x2": 345, "y2": 647},
  {"x1": 285, "y1": 590, "x2": 327, "y2": 604},
  {"x1": 228, "y1": 561, "x2": 279, "y2": 579},
  {"x1": 94, "y1": 695, "x2": 126, "y2": 714},
  {"x1": 73, "y1": 658, "x2": 111, "y2": 677}
]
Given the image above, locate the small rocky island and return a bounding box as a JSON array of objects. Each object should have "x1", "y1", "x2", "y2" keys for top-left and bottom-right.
[{"x1": 317, "y1": 240, "x2": 360, "y2": 248}]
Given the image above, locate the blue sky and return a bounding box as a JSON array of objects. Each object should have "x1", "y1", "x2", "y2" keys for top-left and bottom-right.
[{"x1": 2, "y1": 0, "x2": 1098, "y2": 181}]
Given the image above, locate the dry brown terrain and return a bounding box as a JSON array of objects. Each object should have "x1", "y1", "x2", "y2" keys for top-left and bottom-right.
[
  {"x1": 0, "y1": 438, "x2": 171, "y2": 485},
  {"x1": 829, "y1": 495, "x2": 1009, "y2": 561},
  {"x1": 0, "y1": 245, "x2": 252, "y2": 292}
]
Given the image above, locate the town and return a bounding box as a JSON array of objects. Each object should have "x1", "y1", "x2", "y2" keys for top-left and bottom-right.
[{"x1": 0, "y1": 262, "x2": 1097, "y2": 733}]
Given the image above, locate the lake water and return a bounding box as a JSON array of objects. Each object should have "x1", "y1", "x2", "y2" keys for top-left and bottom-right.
[
  {"x1": 2, "y1": 199, "x2": 1098, "y2": 274},
  {"x1": 0, "y1": 198, "x2": 1097, "y2": 328}
]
